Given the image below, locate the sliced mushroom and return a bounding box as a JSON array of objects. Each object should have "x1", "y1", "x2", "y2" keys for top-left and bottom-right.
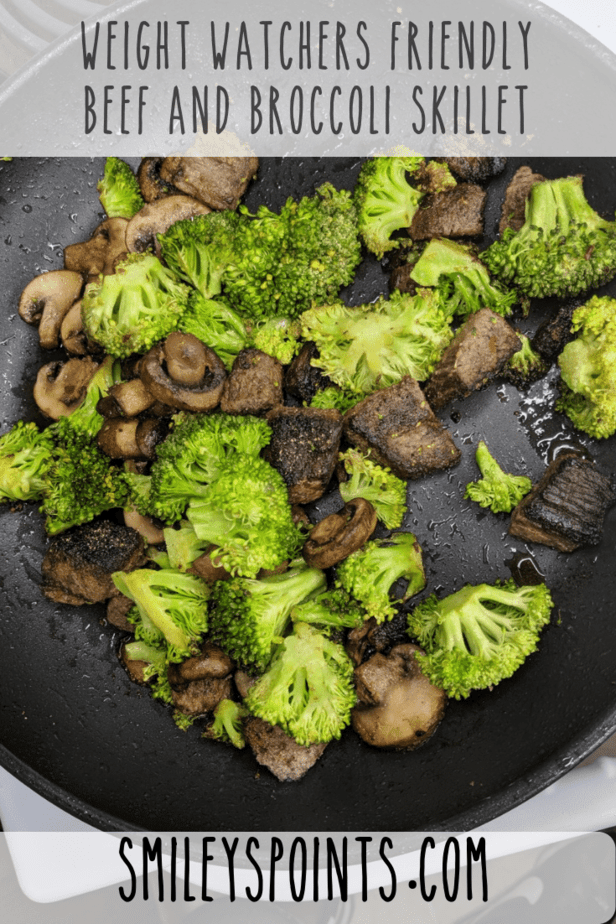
[
  {"x1": 351, "y1": 644, "x2": 446, "y2": 749},
  {"x1": 33, "y1": 356, "x2": 98, "y2": 420},
  {"x1": 97, "y1": 418, "x2": 142, "y2": 459},
  {"x1": 19, "y1": 271, "x2": 83, "y2": 349},
  {"x1": 64, "y1": 218, "x2": 128, "y2": 283},
  {"x1": 107, "y1": 379, "x2": 157, "y2": 417},
  {"x1": 189, "y1": 548, "x2": 232, "y2": 584},
  {"x1": 123, "y1": 509, "x2": 165, "y2": 546},
  {"x1": 137, "y1": 157, "x2": 184, "y2": 202},
  {"x1": 125, "y1": 196, "x2": 210, "y2": 256},
  {"x1": 135, "y1": 418, "x2": 168, "y2": 459},
  {"x1": 303, "y1": 498, "x2": 377, "y2": 569},
  {"x1": 60, "y1": 300, "x2": 88, "y2": 355},
  {"x1": 140, "y1": 335, "x2": 226, "y2": 412}
]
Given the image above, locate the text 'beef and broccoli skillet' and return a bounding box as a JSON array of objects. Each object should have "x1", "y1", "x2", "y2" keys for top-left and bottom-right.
[{"x1": 1, "y1": 156, "x2": 616, "y2": 833}]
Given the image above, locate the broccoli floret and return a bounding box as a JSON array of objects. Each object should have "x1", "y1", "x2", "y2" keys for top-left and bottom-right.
[
  {"x1": 159, "y1": 211, "x2": 241, "y2": 298},
  {"x1": 464, "y1": 441, "x2": 532, "y2": 514},
  {"x1": 337, "y1": 533, "x2": 425, "y2": 622},
  {"x1": 301, "y1": 289, "x2": 453, "y2": 395},
  {"x1": 556, "y1": 295, "x2": 616, "y2": 438},
  {"x1": 407, "y1": 580, "x2": 554, "y2": 699},
  {"x1": 273, "y1": 183, "x2": 362, "y2": 317},
  {"x1": 178, "y1": 293, "x2": 249, "y2": 369},
  {"x1": 419, "y1": 160, "x2": 457, "y2": 194},
  {"x1": 81, "y1": 253, "x2": 191, "y2": 358},
  {"x1": 291, "y1": 587, "x2": 367, "y2": 632},
  {"x1": 203, "y1": 699, "x2": 248, "y2": 749},
  {"x1": 354, "y1": 157, "x2": 425, "y2": 259},
  {"x1": 122, "y1": 637, "x2": 174, "y2": 705},
  {"x1": 410, "y1": 239, "x2": 518, "y2": 319},
  {"x1": 0, "y1": 421, "x2": 54, "y2": 503},
  {"x1": 97, "y1": 157, "x2": 144, "y2": 219},
  {"x1": 483, "y1": 176, "x2": 616, "y2": 299},
  {"x1": 163, "y1": 522, "x2": 208, "y2": 572},
  {"x1": 187, "y1": 455, "x2": 304, "y2": 578},
  {"x1": 249, "y1": 316, "x2": 301, "y2": 365},
  {"x1": 209, "y1": 561, "x2": 327, "y2": 671},
  {"x1": 309, "y1": 386, "x2": 358, "y2": 414},
  {"x1": 338, "y1": 448, "x2": 407, "y2": 529},
  {"x1": 504, "y1": 334, "x2": 549, "y2": 390},
  {"x1": 244, "y1": 621, "x2": 356, "y2": 746},
  {"x1": 62, "y1": 355, "x2": 122, "y2": 439},
  {"x1": 113, "y1": 568, "x2": 210, "y2": 658},
  {"x1": 41, "y1": 417, "x2": 130, "y2": 535}
]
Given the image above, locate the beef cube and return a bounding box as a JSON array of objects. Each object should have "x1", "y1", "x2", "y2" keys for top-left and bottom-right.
[
  {"x1": 389, "y1": 262, "x2": 417, "y2": 295},
  {"x1": 285, "y1": 342, "x2": 333, "y2": 404},
  {"x1": 435, "y1": 157, "x2": 507, "y2": 183},
  {"x1": 160, "y1": 156, "x2": 259, "y2": 211},
  {"x1": 409, "y1": 184, "x2": 486, "y2": 240},
  {"x1": 425, "y1": 309, "x2": 521, "y2": 410},
  {"x1": 499, "y1": 166, "x2": 545, "y2": 234},
  {"x1": 106, "y1": 594, "x2": 135, "y2": 632},
  {"x1": 509, "y1": 453, "x2": 616, "y2": 552},
  {"x1": 265, "y1": 407, "x2": 343, "y2": 503},
  {"x1": 532, "y1": 300, "x2": 579, "y2": 362},
  {"x1": 244, "y1": 717, "x2": 327, "y2": 782},
  {"x1": 220, "y1": 348, "x2": 283, "y2": 415},
  {"x1": 168, "y1": 642, "x2": 234, "y2": 685},
  {"x1": 42, "y1": 520, "x2": 147, "y2": 606},
  {"x1": 343, "y1": 377, "x2": 460, "y2": 480},
  {"x1": 171, "y1": 677, "x2": 234, "y2": 716}
]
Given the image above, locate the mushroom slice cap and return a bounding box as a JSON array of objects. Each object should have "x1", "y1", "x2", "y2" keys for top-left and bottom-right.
[
  {"x1": 137, "y1": 157, "x2": 183, "y2": 203},
  {"x1": 140, "y1": 336, "x2": 226, "y2": 412},
  {"x1": 33, "y1": 356, "x2": 99, "y2": 420},
  {"x1": 19, "y1": 271, "x2": 83, "y2": 349},
  {"x1": 125, "y1": 196, "x2": 210, "y2": 257},
  {"x1": 60, "y1": 300, "x2": 88, "y2": 355},
  {"x1": 97, "y1": 418, "x2": 142, "y2": 460},
  {"x1": 303, "y1": 498, "x2": 377, "y2": 568},
  {"x1": 64, "y1": 218, "x2": 128, "y2": 281}
]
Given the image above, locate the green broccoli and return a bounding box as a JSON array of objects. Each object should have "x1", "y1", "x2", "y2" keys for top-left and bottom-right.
[
  {"x1": 61, "y1": 355, "x2": 122, "y2": 439},
  {"x1": 0, "y1": 421, "x2": 54, "y2": 503},
  {"x1": 81, "y1": 253, "x2": 191, "y2": 358},
  {"x1": 407, "y1": 580, "x2": 554, "y2": 699},
  {"x1": 410, "y1": 238, "x2": 517, "y2": 319},
  {"x1": 556, "y1": 295, "x2": 616, "y2": 438},
  {"x1": 483, "y1": 176, "x2": 616, "y2": 299},
  {"x1": 338, "y1": 448, "x2": 407, "y2": 529},
  {"x1": 203, "y1": 699, "x2": 248, "y2": 749},
  {"x1": 187, "y1": 455, "x2": 304, "y2": 578},
  {"x1": 309, "y1": 386, "x2": 358, "y2": 414},
  {"x1": 178, "y1": 293, "x2": 249, "y2": 369},
  {"x1": 41, "y1": 416, "x2": 130, "y2": 535},
  {"x1": 97, "y1": 157, "x2": 144, "y2": 219},
  {"x1": 208, "y1": 561, "x2": 327, "y2": 671},
  {"x1": 291, "y1": 587, "x2": 367, "y2": 632},
  {"x1": 337, "y1": 533, "x2": 426, "y2": 622},
  {"x1": 141, "y1": 412, "x2": 271, "y2": 524},
  {"x1": 159, "y1": 211, "x2": 241, "y2": 298},
  {"x1": 122, "y1": 637, "x2": 174, "y2": 705},
  {"x1": 249, "y1": 316, "x2": 301, "y2": 365},
  {"x1": 113, "y1": 568, "x2": 210, "y2": 658},
  {"x1": 504, "y1": 334, "x2": 549, "y2": 390},
  {"x1": 301, "y1": 289, "x2": 453, "y2": 395},
  {"x1": 354, "y1": 156, "x2": 425, "y2": 259},
  {"x1": 464, "y1": 441, "x2": 532, "y2": 514},
  {"x1": 244, "y1": 621, "x2": 356, "y2": 746},
  {"x1": 163, "y1": 522, "x2": 209, "y2": 572}
]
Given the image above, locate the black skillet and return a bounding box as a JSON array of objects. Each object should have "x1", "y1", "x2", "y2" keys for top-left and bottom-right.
[{"x1": 1, "y1": 156, "x2": 616, "y2": 834}]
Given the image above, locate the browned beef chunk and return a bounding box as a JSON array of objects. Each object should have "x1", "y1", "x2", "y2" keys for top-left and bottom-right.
[
  {"x1": 284, "y1": 342, "x2": 334, "y2": 404},
  {"x1": 409, "y1": 184, "x2": 486, "y2": 240},
  {"x1": 425, "y1": 309, "x2": 521, "y2": 410},
  {"x1": 171, "y1": 677, "x2": 234, "y2": 716},
  {"x1": 106, "y1": 594, "x2": 135, "y2": 632},
  {"x1": 219, "y1": 348, "x2": 283, "y2": 415},
  {"x1": 343, "y1": 377, "x2": 460, "y2": 480},
  {"x1": 389, "y1": 262, "x2": 417, "y2": 295},
  {"x1": 265, "y1": 407, "x2": 343, "y2": 503},
  {"x1": 435, "y1": 157, "x2": 507, "y2": 183},
  {"x1": 234, "y1": 670, "x2": 256, "y2": 699},
  {"x1": 532, "y1": 300, "x2": 579, "y2": 362},
  {"x1": 119, "y1": 644, "x2": 148, "y2": 684},
  {"x1": 244, "y1": 716, "x2": 328, "y2": 781},
  {"x1": 168, "y1": 642, "x2": 234, "y2": 685},
  {"x1": 159, "y1": 156, "x2": 259, "y2": 211},
  {"x1": 499, "y1": 166, "x2": 545, "y2": 234},
  {"x1": 42, "y1": 521, "x2": 147, "y2": 606},
  {"x1": 169, "y1": 642, "x2": 234, "y2": 716},
  {"x1": 509, "y1": 453, "x2": 616, "y2": 552}
]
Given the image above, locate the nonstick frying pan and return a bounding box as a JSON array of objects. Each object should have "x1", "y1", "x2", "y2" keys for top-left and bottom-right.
[{"x1": 1, "y1": 156, "x2": 616, "y2": 834}]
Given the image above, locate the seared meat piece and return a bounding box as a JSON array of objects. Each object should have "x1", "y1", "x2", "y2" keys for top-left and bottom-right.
[
  {"x1": 389, "y1": 262, "x2": 417, "y2": 295},
  {"x1": 172, "y1": 677, "x2": 234, "y2": 716},
  {"x1": 42, "y1": 520, "x2": 147, "y2": 606},
  {"x1": 343, "y1": 377, "x2": 460, "y2": 480},
  {"x1": 499, "y1": 165, "x2": 545, "y2": 234},
  {"x1": 425, "y1": 309, "x2": 521, "y2": 410},
  {"x1": 284, "y1": 342, "x2": 333, "y2": 404},
  {"x1": 220, "y1": 348, "x2": 283, "y2": 416},
  {"x1": 159, "y1": 156, "x2": 259, "y2": 211},
  {"x1": 234, "y1": 670, "x2": 256, "y2": 699},
  {"x1": 509, "y1": 453, "x2": 616, "y2": 552},
  {"x1": 169, "y1": 642, "x2": 234, "y2": 715},
  {"x1": 532, "y1": 300, "x2": 578, "y2": 362},
  {"x1": 409, "y1": 184, "x2": 486, "y2": 240},
  {"x1": 435, "y1": 157, "x2": 507, "y2": 183},
  {"x1": 244, "y1": 716, "x2": 328, "y2": 781},
  {"x1": 106, "y1": 594, "x2": 135, "y2": 632},
  {"x1": 168, "y1": 642, "x2": 234, "y2": 685},
  {"x1": 265, "y1": 406, "x2": 343, "y2": 503}
]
